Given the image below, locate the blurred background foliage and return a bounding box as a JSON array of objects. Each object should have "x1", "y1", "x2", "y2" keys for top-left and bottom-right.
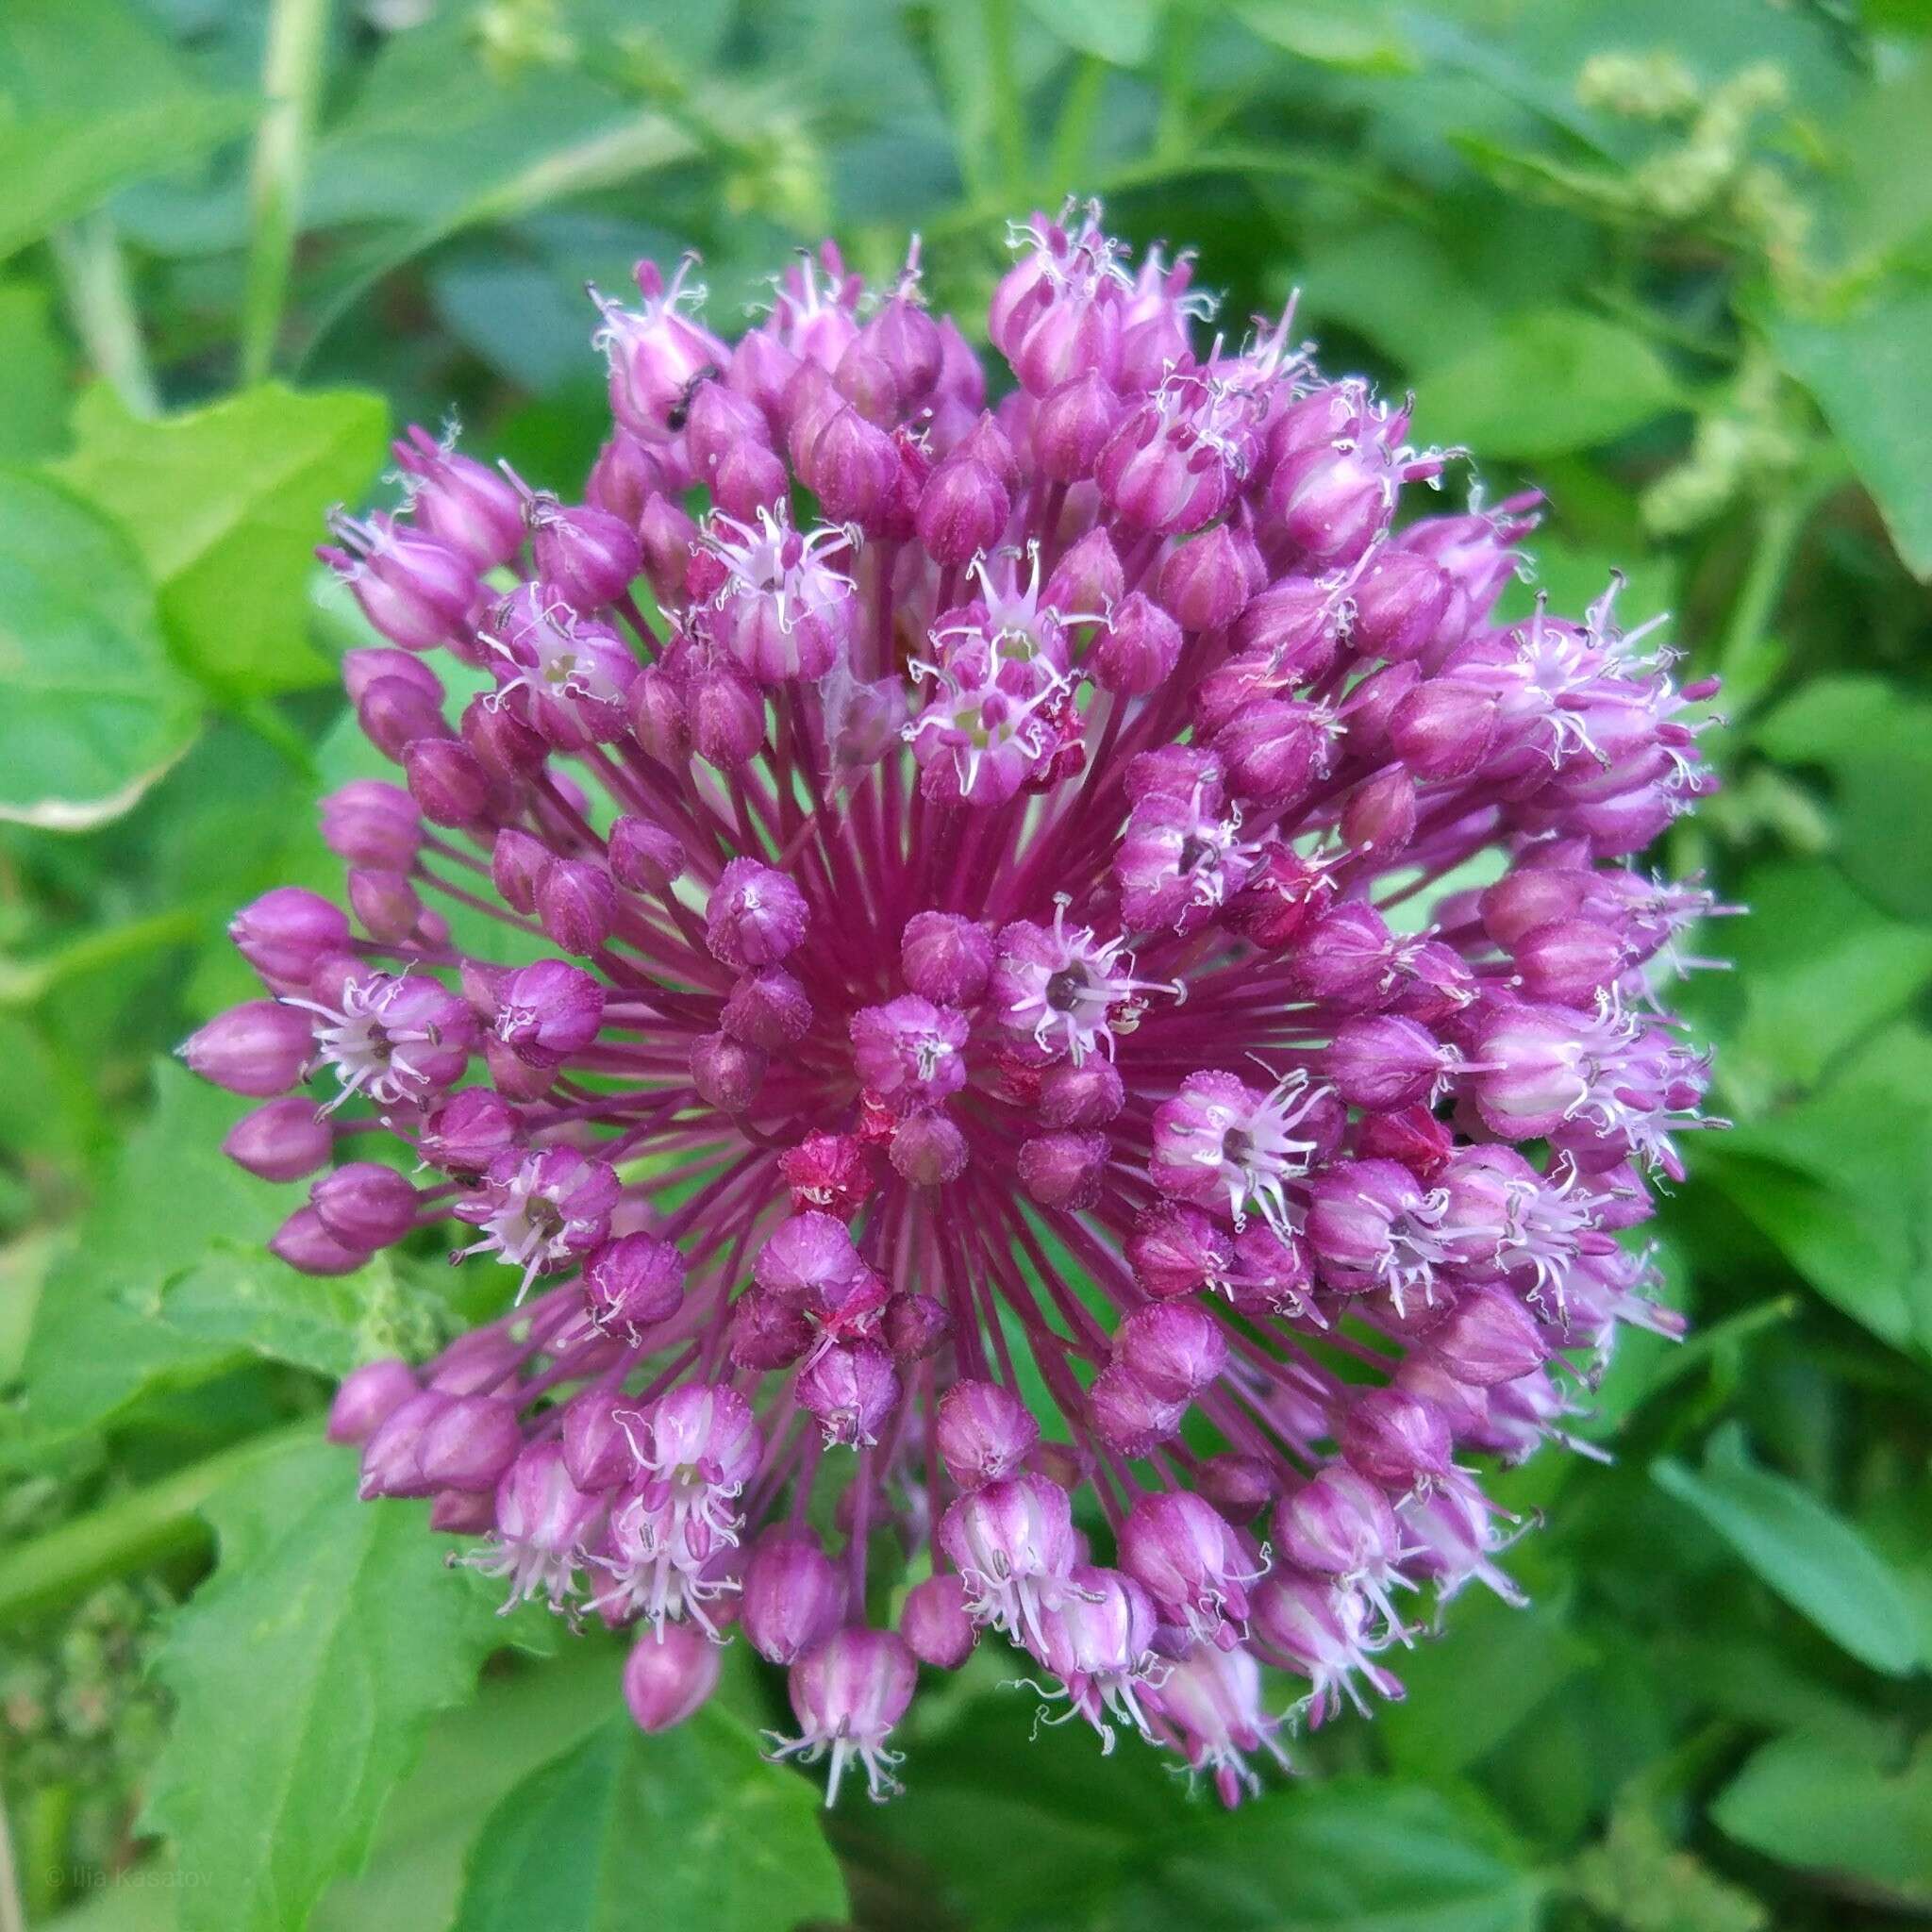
[{"x1": 1, "y1": 1, "x2": 1929, "y2": 1928}]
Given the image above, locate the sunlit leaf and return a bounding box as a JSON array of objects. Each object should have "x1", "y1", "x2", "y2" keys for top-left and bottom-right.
[
  {"x1": 0, "y1": 468, "x2": 199, "y2": 829},
  {"x1": 52, "y1": 383, "x2": 389, "y2": 698},
  {"x1": 146, "y1": 1438, "x2": 508, "y2": 1932}
]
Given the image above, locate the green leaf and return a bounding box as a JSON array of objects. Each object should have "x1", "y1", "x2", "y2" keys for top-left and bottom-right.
[
  {"x1": 1417, "y1": 309, "x2": 1682, "y2": 459},
  {"x1": 158, "y1": 1241, "x2": 443, "y2": 1384},
  {"x1": 1752, "y1": 676, "x2": 1932, "y2": 923},
  {"x1": 1771, "y1": 287, "x2": 1932, "y2": 580},
  {"x1": 870, "y1": 1687, "x2": 1540, "y2": 1931},
  {"x1": 145, "y1": 1437, "x2": 508, "y2": 1932},
  {"x1": 1300, "y1": 224, "x2": 1495, "y2": 371},
  {"x1": 1712, "y1": 1733, "x2": 1932, "y2": 1909},
  {"x1": 312, "y1": 1646, "x2": 621, "y2": 1932},
  {"x1": 52, "y1": 382, "x2": 390, "y2": 698},
  {"x1": 450, "y1": 1707, "x2": 847, "y2": 1932},
  {"x1": 1231, "y1": 1, "x2": 1421, "y2": 75},
  {"x1": 0, "y1": 0, "x2": 204, "y2": 113},
  {"x1": 0, "y1": 96, "x2": 255, "y2": 263},
  {"x1": 1702, "y1": 1022, "x2": 1932, "y2": 1353},
  {"x1": 1700, "y1": 859, "x2": 1932, "y2": 1107},
  {"x1": 1653, "y1": 1424, "x2": 1922, "y2": 1676},
  {"x1": 0, "y1": 466, "x2": 199, "y2": 829},
  {"x1": 0, "y1": 278, "x2": 70, "y2": 460},
  {"x1": 1375, "y1": 1589, "x2": 1593, "y2": 1778},
  {"x1": 19, "y1": 1061, "x2": 369, "y2": 1441},
  {"x1": 1141, "y1": 1779, "x2": 1544, "y2": 1932},
  {"x1": 1022, "y1": 0, "x2": 1158, "y2": 65}
]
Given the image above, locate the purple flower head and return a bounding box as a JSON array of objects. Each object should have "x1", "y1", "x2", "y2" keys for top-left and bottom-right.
[{"x1": 191, "y1": 202, "x2": 1720, "y2": 1806}]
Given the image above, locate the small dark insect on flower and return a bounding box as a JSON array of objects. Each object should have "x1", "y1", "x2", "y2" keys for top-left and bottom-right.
[
  {"x1": 664, "y1": 362, "x2": 722, "y2": 435},
  {"x1": 185, "y1": 201, "x2": 1726, "y2": 1808}
]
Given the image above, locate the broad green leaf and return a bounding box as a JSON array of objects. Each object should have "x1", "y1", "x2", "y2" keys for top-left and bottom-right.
[
  {"x1": 0, "y1": 0, "x2": 204, "y2": 113},
  {"x1": 0, "y1": 97, "x2": 254, "y2": 263},
  {"x1": 159, "y1": 1242, "x2": 444, "y2": 1384},
  {"x1": 1231, "y1": 1, "x2": 1420, "y2": 75},
  {"x1": 450, "y1": 1707, "x2": 847, "y2": 1932},
  {"x1": 1375, "y1": 1589, "x2": 1593, "y2": 1778},
  {"x1": 312, "y1": 1646, "x2": 622, "y2": 1932},
  {"x1": 145, "y1": 1438, "x2": 508, "y2": 1932},
  {"x1": 1300, "y1": 224, "x2": 1494, "y2": 371},
  {"x1": 1023, "y1": 0, "x2": 1159, "y2": 66},
  {"x1": 1713, "y1": 1733, "x2": 1932, "y2": 1909},
  {"x1": 52, "y1": 383, "x2": 389, "y2": 697},
  {"x1": 1699, "y1": 859, "x2": 1932, "y2": 1107},
  {"x1": 0, "y1": 467, "x2": 199, "y2": 829},
  {"x1": 19, "y1": 1061, "x2": 376, "y2": 1441},
  {"x1": 1752, "y1": 676, "x2": 1932, "y2": 923},
  {"x1": 0, "y1": 279, "x2": 69, "y2": 460},
  {"x1": 872, "y1": 1688, "x2": 1540, "y2": 1932},
  {"x1": 1653, "y1": 1424, "x2": 1921, "y2": 1676},
  {"x1": 1417, "y1": 309, "x2": 1682, "y2": 459},
  {"x1": 1702, "y1": 1023, "x2": 1932, "y2": 1352},
  {"x1": 1771, "y1": 288, "x2": 1932, "y2": 580},
  {"x1": 863, "y1": 1684, "x2": 1181, "y2": 1929},
  {"x1": 1812, "y1": 51, "x2": 1932, "y2": 274},
  {"x1": 1137, "y1": 1779, "x2": 1543, "y2": 1932}
]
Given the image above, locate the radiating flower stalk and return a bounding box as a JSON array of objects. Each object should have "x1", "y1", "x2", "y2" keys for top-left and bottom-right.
[{"x1": 183, "y1": 202, "x2": 1724, "y2": 1807}]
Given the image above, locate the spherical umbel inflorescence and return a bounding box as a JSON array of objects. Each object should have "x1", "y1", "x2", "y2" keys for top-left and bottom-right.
[{"x1": 188, "y1": 202, "x2": 1725, "y2": 1807}]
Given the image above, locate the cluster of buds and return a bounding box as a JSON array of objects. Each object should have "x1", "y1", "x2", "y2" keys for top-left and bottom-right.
[{"x1": 184, "y1": 201, "x2": 1723, "y2": 1807}]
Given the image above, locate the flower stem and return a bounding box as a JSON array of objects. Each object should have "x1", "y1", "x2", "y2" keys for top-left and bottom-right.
[
  {"x1": 241, "y1": 0, "x2": 332, "y2": 384},
  {"x1": 0, "y1": 1417, "x2": 318, "y2": 1626},
  {"x1": 982, "y1": 0, "x2": 1027, "y2": 200},
  {"x1": 48, "y1": 214, "x2": 158, "y2": 418},
  {"x1": 1714, "y1": 452, "x2": 1844, "y2": 691}
]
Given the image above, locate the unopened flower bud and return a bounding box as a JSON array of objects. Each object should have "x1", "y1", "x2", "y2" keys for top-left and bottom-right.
[
  {"x1": 326, "y1": 1358, "x2": 420, "y2": 1444},
  {"x1": 900, "y1": 1572, "x2": 976, "y2": 1668},
  {"x1": 624, "y1": 1621, "x2": 722, "y2": 1734},
  {"x1": 224, "y1": 1096, "x2": 333, "y2": 1182},
  {"x1": 584, "y1": 1232, "x2": 686, "y2": 1338},
  {"x1": 742, "y1": 1531, "x2": 848, "y2": 1664},
  {"x1": 691, "y1": 1029, "x2": 766, "y2": 1111},
  {"x1": 310, "y1": 1160, "x2": 418, "y2": 1251},
  {"x1": 181, "y1": 1000, "x2": 313, "y2": 1097}
]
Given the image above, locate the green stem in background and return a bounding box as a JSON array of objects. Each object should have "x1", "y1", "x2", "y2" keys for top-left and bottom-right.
[
  {"x1": 0, "y1": 906, "x2": 204, "y2": 1009},
  {"x1": 241, "y1": 0, "x2": 332, "y2": 385},
  {"x1": 0, "y1": 1418, "x2": 317, "y2": 1628},
  {"x1": 48, "y1": 214, "x2": 158, "y2": 418},
  {"x1": 924, "y1": 142, "x2": 1425, "y2": 246},
  {"x1": 1715, "y1": 454, "x2": 1845, "y2": 691},
  {"x1": 1046, "y1": 56, "x2": 1108, "y2": 196},
  {"x1": 1155, "y1": 7, "x2": 1193, "y2": 159},
  {"x1": 983, "y1": 0, "x2": 1027, "y2": 200},
  {"x1": 235, "y1": 694, "x2": 323, "y2": 781},
  {"x1": 0, "y1": 1789, "x2": 24, "y2": 1932}
]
